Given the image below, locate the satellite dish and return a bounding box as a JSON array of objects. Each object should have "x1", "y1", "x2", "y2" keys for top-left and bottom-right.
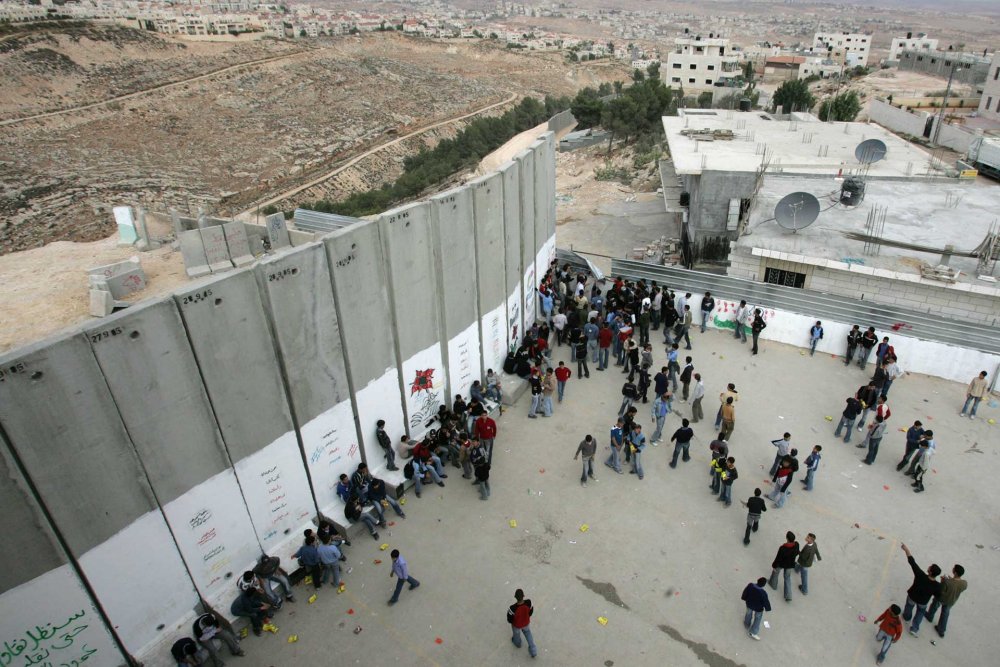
[
  {"x1": 774, "y1": 192, "x2": 821, "y2": 233},
  {"x1": 855, "y1": 138, "x2": 887, "y2": 164}
]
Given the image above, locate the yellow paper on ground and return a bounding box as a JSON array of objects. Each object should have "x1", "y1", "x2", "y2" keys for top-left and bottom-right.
[
  {"x1": 509, "y1": 519, "x2": 517, "y2": 528},
  {"x1": 597, "y1": 616, "x2": 608, "y2": 625},
  {"x1": 308, "y1": 594, "x2": 318, "y2": 604},
  {"x1": 579, "y1": 524, "x2": 589, "y2": 533}
]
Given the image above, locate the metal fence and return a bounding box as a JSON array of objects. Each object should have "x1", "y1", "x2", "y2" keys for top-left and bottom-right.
[{"x1": 561, "y1": 255, "x2": 1000, "y2": 355}]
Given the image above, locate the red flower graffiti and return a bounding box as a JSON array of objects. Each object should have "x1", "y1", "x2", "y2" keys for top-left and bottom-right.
[{"x1": 410, "y1": 369, "x2": 435, "y2": 395}]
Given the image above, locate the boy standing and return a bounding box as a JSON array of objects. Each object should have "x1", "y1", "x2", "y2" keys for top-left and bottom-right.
[
  {"x1": 873, "y1": 604, "x2": 903, "y2": 664},
  {"x1": 801, "y1": 446, "x2": 822, "y2": 491},
  {"x1": 507, "y1": 589, "x2": 538, "y2": 658},
  {"x1": 795, "y1": 533, "x2": 822, "y2": 595},
  {"x1": 574, "y1": 435, "x2": 597, "y2": 486},
  {"x1": 387, "y1": 549, "x2": 420, "y2": 606},
  {"x1": 741, "y1": 578, "x2": 771, "y2": 640},
  {"x1": 554, "y1": 361, "x2": 572, "y2": 402},
  {"x1": 743, "y1": 488, "x2": 766, "y2": 545},
  {"x1": 605, "y1": 419, "x2": 624, "y2": 474},
  {"x1": 718, "y1": 457, "x2": 738, "y2": 506}
]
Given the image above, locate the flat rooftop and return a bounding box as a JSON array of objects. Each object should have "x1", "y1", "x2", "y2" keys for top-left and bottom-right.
[
  {"x1": 663, "y1": 112, "x2": 938, "y2": 177},
  {"x1": 741, "y1": 174, "x2": 1000, "y2": 292}
]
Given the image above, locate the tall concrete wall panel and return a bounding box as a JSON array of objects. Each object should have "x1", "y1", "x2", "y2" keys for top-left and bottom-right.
[
  {"x1": 542, "y1": 132, "x2": 558, "y2": 266},
  {"x1": 500, "y1": 160, "x2": 523, "y2": 347},
  {"x1": 324, "y1": 222, "x2": 407, "y2": 481},
  {"x1": 431, "y1": 186, "x2": 481, "y2": 399},
  {"x1": 516, "y1": 149, "x2": 538, "y2": 329},
  {"x1": 379, "y1": 202, "x2": 446, "y2": 436},
  {"x1": 83, "y1": 300, "x2": 260, "y2": 611},
  {"x1": 256, "y1": 244, "x2": 366, "y2": 513},
  {"x1": 174, "y1": 272, "x2": 314, "y2": 564},
  {"x1": 471, "y1": 171, "x2": 508, "y2": 376},
  {"x1": 0, "y1": 438, "x2": 126, "y2": 666},
  {"x1": 531, "y1": 139, "x2": 552, "y2": 285},
  {"x1": 0, "y1": 335, "x2": 196, "y2": 661}
]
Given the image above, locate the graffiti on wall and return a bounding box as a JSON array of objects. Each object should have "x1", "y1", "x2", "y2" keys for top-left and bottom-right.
[
  {"x1": 2, "y1": 609, "x2": 100, "y2": 667},
  {"x1": 408, "y1": 369, "x2": 441, "y2": 430}
]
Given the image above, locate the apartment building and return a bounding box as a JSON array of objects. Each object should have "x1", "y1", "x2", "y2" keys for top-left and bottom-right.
[
  {"x1": 664, "y1": 35, "x2": 740, "y2": 93},
  {"x1": 888, "y1": 32, "x2": 938, "y2": 62},
  {"x1": 812, "y1": 31, "x2": 871, "y2": 67},
  {"x1": 979, "y1": 53, "x2": 1000, "y2": 121}
]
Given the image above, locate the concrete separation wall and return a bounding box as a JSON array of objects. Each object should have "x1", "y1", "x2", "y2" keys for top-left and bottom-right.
[
  {"x1": 175, "y1": 272, "x2": 314, "y2": 566},
  {"x1": 0, "y1": 438, "x2": 126, "y2": 666},
  {"x1": 500, "y1": 160, "x2": 523, "y2": 349},
  {"x1": 0, "y1": 129, "x2": 558, "y2": 665},
  {"x1": 516, "y1": 149, "x2": 537, "y2": 329},
  {"x1": 0, "y1": 334, "x2": 196, "y2": 663},
  {"x1": 868, "y1": 99, "x2": 930, "y2": 137},
  {"x1": 432, "y1": 187, "x2": 482, "y2": 400},
  {"x1": 471, "y1": 171, "x2": 508, "y2": 376},
  {"x1": 255, "y1": 244, "x2": 365, "y2": 517},
  {"x1": 324, "y1": 221, "x2": 406, "y2": 485},
  {"x1": 547, "y1": 109, "x2": 577, "y2": 136},
  {"x1": 379, "y1": 202, "x2": 446, "y2": 437}
]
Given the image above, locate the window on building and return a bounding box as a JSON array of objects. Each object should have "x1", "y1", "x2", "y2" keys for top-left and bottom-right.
[
  {"x1": 672, "y1": 77, "x2": 681, "y2": 83},
  {"x1": 673, "y1": 62, "x2": 682, "y2": 68},
  {"x1": 931, "y1": 58, "x2": 937, "y2": 64},
  {"x1": 706, "y1": 79, "x2": 713, "y2": 84},
  {"x1": 995, "y1": 67, "x2": 1000, "y2": 80},
  {"x1": 690, "y1": 64, "x2": 697, "y2": 69},
  {"x1": 996, "y1": 98, "x2": 1000, "y2": 112},
  {"x1": 917, "y1": 56, "x2": 923, "y2": 62},
  {"x1": 688, "y1": 78, "x2": 695, "y2": 83},
  {"x1": 764, "y1": 267, "x2": 806, "y2": 288},
  {"x1": 707, "y1": 64, "x2": 715, "y2": 70}
]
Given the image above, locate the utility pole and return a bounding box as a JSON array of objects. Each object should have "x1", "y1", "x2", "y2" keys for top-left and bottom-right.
[{"x1": 931, "y1": 61, "x2": 956, "y2": 147}]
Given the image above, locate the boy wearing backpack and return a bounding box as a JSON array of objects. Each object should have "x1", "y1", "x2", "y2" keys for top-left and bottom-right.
[{"x1": 507, "y1": 589, "x2": 538, "y2": 658}]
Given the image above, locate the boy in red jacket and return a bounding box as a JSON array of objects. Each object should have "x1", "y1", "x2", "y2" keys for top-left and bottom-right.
[
  {"x1": 554, "y1": 361, "x2": 572, "y2": 402},
  {"x1": 874, "y1": 604, "x2": 903, "y2": 664},
  {"x1": 507, "y1": 588, "x2": 537, "y2": 658}
]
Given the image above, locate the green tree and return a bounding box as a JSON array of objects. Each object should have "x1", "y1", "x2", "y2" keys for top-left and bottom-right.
[
  {"x1": 646, "y1": 61, "x2": 661, "y2": 81},
  {"x1": 818, "y1": 91, "x2": 862, "y2": 122},
  {"x1": 602, "y1": 95, "x2": 637, "y2": 153},
  {"x1": 570, "y1": 87, "x2": 605, "y2": 129},
  {"x1": 697, "y1": 91, "x2": 714, "y2": 108},
  {"x1": 771, "y1": 79, "x2": 816, "y2": 114},
  {"x1": 568, "y1": 51, "x2": 579, "y2": 62},
  {"x1": 632, "y1": 68, "x2": 645, "y2": 82}
]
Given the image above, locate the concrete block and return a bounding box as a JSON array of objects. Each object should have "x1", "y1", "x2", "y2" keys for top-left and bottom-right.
[
  {"x1": 179, "y1": 229, "x2": 211, "y2": 278},
  {"x1": 89, "y1": 288, "x2": 114, "y2": 317},
  {"x1": 256, "y1": 244, "x2": 372, "y2": 511},
  {"x1": 200, "y1": 226, "x2": 234, "y2": 273},
  {"x1": 113, "y1": 205, "x2": 138, "y2": 246},
  {"x1": 84, "y1": 299, "x2": 261, "y2": 603},
  {"x1": 87, "y1": 258, "x2": 146, "y2": 298},
  {"x1": 265, "y1": 212, "x2": 291, "y2": 249},
  {"x1": 174, "y1": 271, "x2": 314, "y2": 563},
  {"x1": 224, "y1": 221, "x2": 255, "y2": 267}
]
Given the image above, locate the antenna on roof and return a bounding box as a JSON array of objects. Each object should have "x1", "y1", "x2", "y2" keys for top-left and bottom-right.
[
  {"x1": 855, "y1": 139, "x2": 887, "y2": 164},
  {"x1": 774, "y1": 192, "x2": 820, "y2": 233}
]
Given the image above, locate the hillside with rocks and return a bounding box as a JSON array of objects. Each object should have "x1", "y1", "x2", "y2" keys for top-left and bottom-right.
[{"x1": 0, "y1": 25, "x2": 624, "y2": 253}]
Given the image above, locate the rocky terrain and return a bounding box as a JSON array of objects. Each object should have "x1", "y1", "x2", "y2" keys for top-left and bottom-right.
[{"x1": 0, "y1": 25, "x2": 624, "y2": 253}]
